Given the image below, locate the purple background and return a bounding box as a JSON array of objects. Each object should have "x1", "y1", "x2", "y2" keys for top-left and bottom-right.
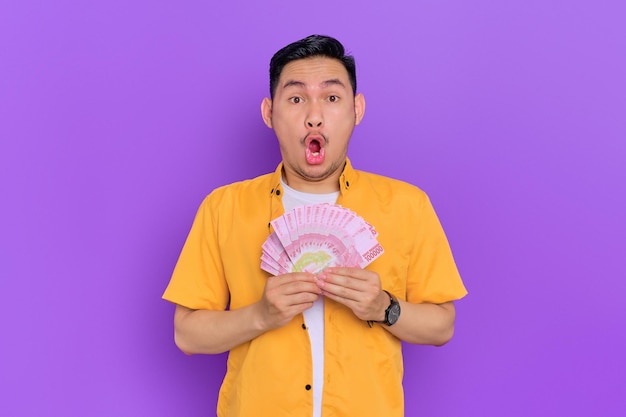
[{"x1": 1, "y1": 1, "x2": 625, "y2": 416}]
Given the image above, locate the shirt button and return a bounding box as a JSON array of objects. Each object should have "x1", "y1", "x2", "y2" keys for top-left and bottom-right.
[
  {"x1": 301, "y1": 323, "x2": 307, "y2": 330},
  {"x1": 305, "y1": 384, "x2": 312, "y2": 391},
  {"x1": 276, "y1": 189, "x2": 281, "y2": 196}
]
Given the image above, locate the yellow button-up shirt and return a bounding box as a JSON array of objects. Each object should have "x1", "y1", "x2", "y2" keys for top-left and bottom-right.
[{"x1": 163, "y1": 159, "x2": 467, "y2": 417}]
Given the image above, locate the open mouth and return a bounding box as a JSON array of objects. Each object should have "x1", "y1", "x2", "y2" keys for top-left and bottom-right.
[
  {"x1": 309, "y1": 139, "x2": 321, "y2": 156},
  {"x1": 305, "y1": 136, "x2": 325, "y2": 165}
]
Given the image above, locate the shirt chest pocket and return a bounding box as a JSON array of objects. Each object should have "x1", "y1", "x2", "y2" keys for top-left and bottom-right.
[{"x1": 372, "y1": 247, "x2": 409, "y2": 300}]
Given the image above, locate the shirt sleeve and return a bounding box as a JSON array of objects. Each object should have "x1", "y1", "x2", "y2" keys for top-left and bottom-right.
[
  {"x1": 406, "y1": 194, "x2": 467, "y2": 304},
  {"x1": 162, "y1": 194, "x2": 230, "y2": 310}
]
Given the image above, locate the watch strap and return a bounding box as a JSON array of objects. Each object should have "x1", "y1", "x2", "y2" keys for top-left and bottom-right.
[{"x1": 367, "y1": 290, "x2": 399, "y2": 327}]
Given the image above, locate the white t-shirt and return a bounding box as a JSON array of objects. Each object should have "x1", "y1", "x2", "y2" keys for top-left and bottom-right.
[{"x1": 280, "y1": 177, "x2": 338, "y2": 417}]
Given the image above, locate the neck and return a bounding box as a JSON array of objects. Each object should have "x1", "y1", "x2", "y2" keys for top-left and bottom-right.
[{"x1": 281, "y1": 165, "x2": 343, "y2": 194}]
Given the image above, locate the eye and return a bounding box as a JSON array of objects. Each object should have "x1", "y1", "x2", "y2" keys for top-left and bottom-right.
[
  {"x1": 289, "y1": 97, "x2": 302, "y2": 104},
  {"x1": 328, "y1": 95, "x2": 339, "y2": 103}
]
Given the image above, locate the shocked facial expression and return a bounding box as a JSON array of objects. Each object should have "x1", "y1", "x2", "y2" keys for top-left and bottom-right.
[{"x1": 262, "y1": 56, "x2": 365, "y2": 193}]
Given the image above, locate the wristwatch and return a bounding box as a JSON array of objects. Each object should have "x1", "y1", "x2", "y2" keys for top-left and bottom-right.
[{"x1": 381, "y1": 290, "x2": 401, "y2": 326}]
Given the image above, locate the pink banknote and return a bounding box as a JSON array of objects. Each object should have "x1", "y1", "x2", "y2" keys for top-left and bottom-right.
[{"x1": 260, "y1": 203, "x2": 384, "y2": 275}]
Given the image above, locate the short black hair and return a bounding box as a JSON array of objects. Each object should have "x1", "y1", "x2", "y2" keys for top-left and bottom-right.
[{"x1": 269, "y1": 35, "x2": 357, "y2": 98}]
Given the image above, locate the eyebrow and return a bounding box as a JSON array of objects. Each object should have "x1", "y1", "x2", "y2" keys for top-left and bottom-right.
[
  {"x1": 282, "y1": 78, "x2": 347, "y2": 90},
  {"x1": 321, "y1": 79, "x2": 346, "y2": 89}
]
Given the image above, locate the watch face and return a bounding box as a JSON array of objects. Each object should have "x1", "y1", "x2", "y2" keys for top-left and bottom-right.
[{"x1": 386, "y1": 303, "x2": 401, "y2": 325}]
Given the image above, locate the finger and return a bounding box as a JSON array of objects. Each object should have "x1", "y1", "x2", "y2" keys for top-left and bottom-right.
[
  {"x1": 266, "y1": 286, "x2": 322, "y2": 307},
  {"x1": 269, "y1": 273, "x2": 320, "y2": 291},
  {"x1": 317, "y1": 279, "x2": 362, "y2": 302},
  {"x1": 323, "y1": 267, "x2": 371, "y2": 281},
  {"x1": 275, "y1": 272, "x2": 319, "y2": 285},
  {"x1": 266, "y1": 278, "x2": 322, "y2": 308},
  {"x1": 284, "y1": 280, "x2": 323, "y2": 296},
  {"x1": 276, "y1": 292, "x2": 320, "y2": 308},
  {"x1": 317, "y1": 271, "x2": 368, "y2": 292}
]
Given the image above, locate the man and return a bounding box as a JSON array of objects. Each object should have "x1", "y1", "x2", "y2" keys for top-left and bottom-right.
[{"x1": 163, "y1": 35, "x2": 467, "y2": 417}]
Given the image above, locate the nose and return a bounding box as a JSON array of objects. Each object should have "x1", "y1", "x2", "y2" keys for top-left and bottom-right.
[{"x1": 306, "y1": 102, "x2": 323, "y2": 128}]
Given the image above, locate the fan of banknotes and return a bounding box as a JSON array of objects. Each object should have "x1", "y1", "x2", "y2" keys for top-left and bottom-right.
[{"x1": 261, "y1": 203, "x2": 384, "y2": 275}]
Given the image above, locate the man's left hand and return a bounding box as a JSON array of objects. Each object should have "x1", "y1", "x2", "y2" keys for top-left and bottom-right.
[{"x1": 316, "y1": 267, "x2": 387, "y2": 322}]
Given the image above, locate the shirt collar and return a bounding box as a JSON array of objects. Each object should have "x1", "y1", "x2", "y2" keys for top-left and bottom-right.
[{"x1": 268, "y1": 158, "x2": 356, "y2": 198}]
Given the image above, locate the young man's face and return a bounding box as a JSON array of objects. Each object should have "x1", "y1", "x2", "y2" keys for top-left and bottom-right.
[{"x1": 262, "y1": 56, "x2": 365, "y2": 193}]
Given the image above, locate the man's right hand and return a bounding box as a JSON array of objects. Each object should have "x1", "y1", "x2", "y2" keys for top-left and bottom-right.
[{"x1": 257, "y1": 272, "x2": 322, "y2": 330}]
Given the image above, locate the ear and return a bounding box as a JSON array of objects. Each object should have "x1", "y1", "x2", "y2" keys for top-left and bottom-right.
[
  {"x1": 261, "y1": 97, "x2": 273, "y2": 128},
  {"x1": 354, "y1": 93, "x2": 366, "y2": 126}
]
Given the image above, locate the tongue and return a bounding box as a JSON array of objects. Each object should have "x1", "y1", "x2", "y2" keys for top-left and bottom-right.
[{"x1": 306, "y1": 140, "x2": 325, "y2": 165}]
